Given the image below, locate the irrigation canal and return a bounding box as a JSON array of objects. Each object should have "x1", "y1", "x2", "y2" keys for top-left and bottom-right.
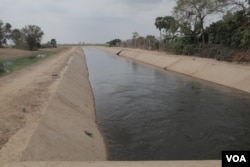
[{"x1": 84, "y1": 48, "x2": 250, "y2": 160}]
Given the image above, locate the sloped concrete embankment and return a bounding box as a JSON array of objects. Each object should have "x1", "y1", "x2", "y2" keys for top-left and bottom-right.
[
  {"x1": 20, "y1": 48, "x2": 106, "y2": 161},
  {"x1": 99, "y1": 47, "x2": 250, "y2": 93},
  {"x1": 3, "y1": 48, "x2": 220, "y2": 167}
]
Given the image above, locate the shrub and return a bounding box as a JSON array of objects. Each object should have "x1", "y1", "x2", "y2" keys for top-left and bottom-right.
[
  {"x1": 0, "y1": 62, "x2": 5, "y2": 74},
  {"x1": 171, "y1": 40, "x2": 184, "y2": 54},
  {"x1": 183, "y1": 44, "x2": 195, "y2": 55}
]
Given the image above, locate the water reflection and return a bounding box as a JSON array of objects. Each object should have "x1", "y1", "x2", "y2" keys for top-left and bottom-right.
[{"x1": 84, "y1": 48, "x2": 250, "y2": 160}]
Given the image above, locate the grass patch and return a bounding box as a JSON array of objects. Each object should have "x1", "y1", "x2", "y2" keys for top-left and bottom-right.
[{"x1": 0, "y1": 51, "x2": 57, "y2": 76}]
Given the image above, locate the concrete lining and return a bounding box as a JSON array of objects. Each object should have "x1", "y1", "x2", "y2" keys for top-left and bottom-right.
[
  {"x1": 19, "y1": 48, "x2": 106, "y2": 161},
  {"x1": 99, "y1": 47, "x2": 250, "y2": 93}
]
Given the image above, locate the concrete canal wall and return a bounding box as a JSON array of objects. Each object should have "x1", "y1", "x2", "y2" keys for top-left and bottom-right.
[
  {"x1": 99, "y1": 47, "x2": 250, "y2": 93},
  {"x1": 20, "y1": 47, "x2": 107, "y2": 161}
]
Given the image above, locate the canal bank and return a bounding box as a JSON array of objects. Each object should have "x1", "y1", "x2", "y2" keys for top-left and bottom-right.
[
  {"x1": 0, "y1": 47, "x2": 106, "y2": 166},
  {"x1": 98, "y1": 47, "x2": 250, "y2": 93},
  {"x1": 19, "y1": 47, "x2": 107, "y2": 161}
]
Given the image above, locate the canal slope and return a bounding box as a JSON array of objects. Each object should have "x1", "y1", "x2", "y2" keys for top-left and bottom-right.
[
  {"x1": 20, "y1": 47, "x2": 107, "y2": 161},
  {"x1": 98, "y1": 47, "x2": 250, "y2": 93},
  {"x1": 0, "y1": 47, "x2": 106, "y2": 166}
]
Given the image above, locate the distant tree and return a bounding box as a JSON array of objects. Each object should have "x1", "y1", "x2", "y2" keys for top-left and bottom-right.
[
  {"x1": 206, "y1": 10, "x2": 250, "y2": 48},
  {"x1": 132, "y1": 32, "x2": 139, "y2": 48},
  {"x1": 22, "y1": 25, "x2": 44, "y2": 51},
  {"x1": 155, "y1": 17, "x2": 165, "y2": 42},
  {"x1": 51, "y1": 38, "x2": 57, "y2": 48},
  {"x1": 0, "y1": 21, "x2": 12, "y2": 47},
  {"x1": 163, "y1": 16, "x2": 179, "y2": 41},
  {"x1": 107, "y1": 39, "x2": 121, "y2": 47},
  {"x1": 37, "y1": 42, "x2": 41, "y2": 48},
  {"x1": 136, "y1": 36, "x2": 145, "y2": 48},
  {"x1": 162, "y1": 16, "x2": 175, "y2": 32},
  {"x1": 223, "y1": 0, "x2": 250, "y2": 14},
  {"x1": 173, "y1": 0, "x2": 225, "y2": 45},
  {"x1": 11, "y1": 29, "x2": 23, "y2": 46},
  {"x1": 145, "y1": 35, "x2": 159, "y2": 50}
]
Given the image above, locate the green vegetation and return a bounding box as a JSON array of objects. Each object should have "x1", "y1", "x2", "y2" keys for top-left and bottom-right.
[
  {"x1": 107, "y1": 39, "x2": 122, "y2": 47},
  {"x1": 50, "y1": 39, "x2": 57, "y2": 48},
  {"x1": 0, "y1": 20, "x2": 57, "y2": 51},
  {"x1": 0, "y1": 21, "x2": 11, "y2": 48},
  {"x1": 21, "y1": 25, "x2": 44, "y2": 51},
  {"x1": 109, "y1": 0, "x2": 250, "y2": 63},
  {"x1": 0, "y1": 51, "x2": 57, "y2": 76}
]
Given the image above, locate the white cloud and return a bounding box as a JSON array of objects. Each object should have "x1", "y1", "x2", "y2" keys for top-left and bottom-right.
[{"x1": 0, "y1": 0, "x2": 176, "y2": 43}]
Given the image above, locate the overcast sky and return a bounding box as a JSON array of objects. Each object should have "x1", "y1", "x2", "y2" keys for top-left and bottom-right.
[{"x1": 0, "y1": 0, "x2": 177, "y2": 44}]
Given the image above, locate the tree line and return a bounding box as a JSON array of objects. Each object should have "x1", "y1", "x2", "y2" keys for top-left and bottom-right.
[
  {"x1": 108, "y1": 0, "x2": 250, "y2": 62},
  {"x1": 0, "y1": 20, "x2": 57, "y2": 51}
]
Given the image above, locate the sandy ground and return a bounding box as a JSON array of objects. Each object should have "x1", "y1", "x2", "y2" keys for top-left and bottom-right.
[
  {"x1": 0, "y1": 48, "x2": 34, "y2": 59},
  {"x1": 0, "y1": 47, "x2": 75, "y2": 164},
  {"x1": 0, "y1": 47, "x2": 69, "y2": 59}
]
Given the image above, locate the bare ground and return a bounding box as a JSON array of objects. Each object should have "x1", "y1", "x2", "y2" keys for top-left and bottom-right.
[
  {"x1": 0, "y1": 47, "x2": 70, "y2": 59},
  {"x1": 0, "y1": 47, "x2": 74, "y2": 151}
]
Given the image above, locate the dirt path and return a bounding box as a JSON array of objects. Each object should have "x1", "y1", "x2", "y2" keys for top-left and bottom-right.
[{"x1": 0, "y1": 47, "x2": 76, "y2": 162}]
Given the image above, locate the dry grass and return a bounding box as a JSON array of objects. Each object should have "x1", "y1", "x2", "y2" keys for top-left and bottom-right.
[
  {"x1": 0, "y1": 48, "x2": 34, "y2": 59},
  {"x1": 0, "y1": 47, "x2": 70, "y2": 59}
]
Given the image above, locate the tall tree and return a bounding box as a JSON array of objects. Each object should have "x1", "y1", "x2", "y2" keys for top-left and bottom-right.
[
  {"x1": 163, "y1": 16, "x2": 179, "y2": 41},
  {"x1": 205, "y1": 10, "x2": 249, "y2": 48},
  {"x1": 145, "y1": 35, "x2": 159, "y2": 50},
  {"x1": 22, "y1": 25, "x2": 44, "y2": 51},
  {"x1": 136, "y1": 36, "x2": 145, "y2": 48},
  {"x1": 132, "y1": 32, "x2": 139, "y2": 48},
  {"x1": 50, "y1": 38, "x2": 57, "y2": 48},
  {"x1": 11, "y1": 29, "x2": 23, "y2": 46},
  {"x1": 0, "y1": 21, "x2": 12, "y2": 47},
  {"x1": 223, "y1": 0, "x2": 250, "y2": 14},
  {"x1": 155, "y1": 17, "x2": 165, "y2": 41},
  {"x1": 173, "y1": 0, "x2": 224, "y2": 45},
  {"x1": 107, "y1": 39, "x2": 121, "y2": 47}
]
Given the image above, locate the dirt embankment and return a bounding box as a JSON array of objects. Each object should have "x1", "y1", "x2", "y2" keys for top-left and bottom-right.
[
  {"x1": 99, "y1": 47, "x2": 250, "y2": 93},
  {"x1": 0, "y1": 47, "x2": 72, "y2": 151},
  {"x1": 0, "y1": 47, "x2": 106, "y2": 166}
]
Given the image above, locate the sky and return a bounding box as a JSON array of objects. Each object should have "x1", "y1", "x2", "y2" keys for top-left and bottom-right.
[{"x1": 0, "y1": 0, "x2": 177, "y2": 44}]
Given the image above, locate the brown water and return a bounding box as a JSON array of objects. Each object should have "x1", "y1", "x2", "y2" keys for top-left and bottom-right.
[{"x1": 84, "y1": 48, "x2": 250, "y2": 160}]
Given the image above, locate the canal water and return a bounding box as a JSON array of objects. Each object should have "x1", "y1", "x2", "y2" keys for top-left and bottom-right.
[{"x1": 84, "y1": 48, "x2": 250, "y2": 161}]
